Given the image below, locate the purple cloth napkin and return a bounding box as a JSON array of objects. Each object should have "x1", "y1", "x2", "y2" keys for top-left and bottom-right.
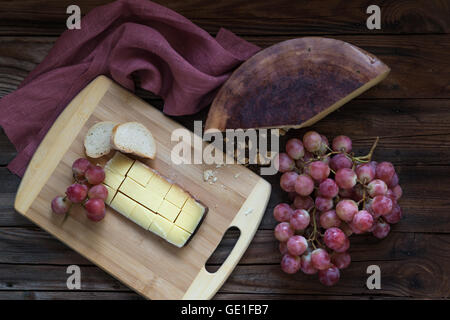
[{"x1": 0, "y1": 0, "x2": 260, "y2": 177}]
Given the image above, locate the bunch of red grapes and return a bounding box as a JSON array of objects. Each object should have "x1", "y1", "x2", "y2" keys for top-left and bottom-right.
[
  {"x1": 51, "y1": 158, "x2": 108, "y2": 222},
  {"x1": 273, "y1": 131, "x2": 403, "y2": 286}
]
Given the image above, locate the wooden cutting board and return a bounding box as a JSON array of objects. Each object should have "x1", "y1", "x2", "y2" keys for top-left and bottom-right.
[{"x1": 14, "y1": 76, "x2": 271, "y2": 300}]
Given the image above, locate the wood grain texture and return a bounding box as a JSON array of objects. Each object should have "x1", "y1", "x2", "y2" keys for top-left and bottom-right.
[
  {"x1": 13, "y1": 76, "x2": 270, "y2": 299},
  {"x1": 0, "y1": 0, "x2": 449, "y2": 36},
  {"x1": 1, "y1": 35, "x2": 449, "y2": 102},
  {"x1": 1, "y1": 0, "x2": 450, "y2": 300}
]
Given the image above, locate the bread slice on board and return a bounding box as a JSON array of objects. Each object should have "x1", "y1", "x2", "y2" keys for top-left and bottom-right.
[
  {"x1": 84, "y1": 121, "x2": 117, "y2": 158},
  {"x1": 111, "y1": 122, "x2": 156, "y2": 159}
]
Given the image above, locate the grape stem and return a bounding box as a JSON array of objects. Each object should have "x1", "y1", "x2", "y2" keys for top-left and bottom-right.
[
  {"x1": 353, "y1": 136, "x2": 379, "y2": 162},
  {"x1": 307, "y1": 207, "x2": 321, "y2": 249}
]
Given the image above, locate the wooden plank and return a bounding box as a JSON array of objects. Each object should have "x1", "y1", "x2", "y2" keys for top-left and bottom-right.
[
  {"x1": 0, "y1": 35, "x2": 449, "y2": 100},
  {"x1": 3, "y1": 99, "x2": 450, "y2": 167},
  {"x1": 0, "y1": 0, "x2": 449, "y2": 36},
  {"x1": 0, "y1": 227, "x2": 447, "y2": 266},
  {"x1": 12, "y1": 76, "x2": 270, "y2": 300},
  {"x1": 0, "y1": 291, "x2": 414, "y2": 300},
  {"x1": 261, "y1": 165, "x2": 450, "y2": 232},
  {"x1": 0, "y1": 236, "x2": 448, "y2": 298},
  {"x1": 2, "y1": 164, "x2": 450, "y2": 232}
]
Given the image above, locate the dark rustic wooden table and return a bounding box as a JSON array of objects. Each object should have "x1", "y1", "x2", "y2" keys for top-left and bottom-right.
[{"x1": 0, "y1": 0, "x2": 449, "y2": 300}]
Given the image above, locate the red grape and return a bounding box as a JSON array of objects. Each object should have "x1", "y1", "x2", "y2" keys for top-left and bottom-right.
[
  {"x1": 294, "y1": 174, "x2": 314, "y2": 196},
  {"x1": 356, "y1": 163, "x2": 375, "y2": 184},
  {"x1": 339, "y1": 188, "x2": 354, "y2": 198},
  {"x1": 290, "y1": 209, "x2": 310, "y2": 231},
  {"x1": 336, "y1": 199, "x2": 358, "y2": 222},
  {"x1": 88, "y1": 184, "x2": 108, "y2": 201},
  {"x1": 303, "y1": 131, "x2": 322, "y2": 153},
  {"x1": 293, "y1": 195, "x2": 314, "y2": 210},
  {"x1": 339, "y1": 222, "x2": 353, "y2": 237},
  {"x1": 334, "y1": 237, "x2": 350, "y2": 252},
  {"x1": 279, "y1": 242, "x2": 288, "y2": 255},
  {"x1": 72, "y1": 158, "x2": 92, "y2": 179},
  {"x1": 319, "y1": 178, "x2": 339, "y2": 198},
  {"x1": 388, "y1": 172, "x2": 399, "y2": 188},
  {"x1": 273, "y1": 203, "x2": 293, "y2": 222},
  {"x1": 331, "y1": 252, "x2": 351, "y2": 269},
  {"x1": 318, "y1": 265, "x2": 340, "y2": 286},
  {"x1": 85, "y1": 165, "x2": 106, "y2": 185},
  {"x1": 300, "y1": 252, "x2": 318, "y2": 275},
  {"x1": 393, "y1": 185, "x2": 403, "y2": 200},
  {"x1": 318, "y1": 135, "x2": 329, "y2": 155},
  {"x1": 348, "y1": 221, "x2": 364, "y2": 235},
  {"x1": 281, "y1": 254, "x2": 301, "y2": 274},
  {"x1": 384, "y1": 203, "x2": 402, "y2": 224},
  {"x1": 324, "y1": 227, "x2": 347, "y2": 251},
  {"x1": 66, "y1": 183, "x2": 88, "y2": 203},
  {"x1": 275, "y1": 153, "x2": 295, "y2": 173},
  {"x1": 287, "y1": 235, "x2": 308, "y2": 256},
  {"x1": 376, "y1": 161, "x2": 395, "y2": 183},
  {"x1": 280, "y1": 171, "x2": 298, "y2": 192},
  {"x1": 306, "y1": 161, "x2": 330, "y2": 182},
  {"x1": 85, "y1": 198, "x2": 105, "y2": 215},
  {"x1": 87, "y1": 209, "x2": 106, "y2": 222},
  {"x1": 372, "y1": 221, "x2": 391, "y2": 239},
  {"x1": 352, "y1": 210, "x2": 374, "y2": 232},
  {"x1": 330, "y1": 154, "x2": 352, "y2": 172},
  {"x1": 85, "y1": 198, "x2": 106, "y2": 222},
  {"x1": 274, "y1": 222, "x2": 294, "y2": 242},
  {"x1": 335, "y1": 168, "x2": 357, "y2": 189},
  {"x1": 385, "y1": 189, "x2": 397, "y2": 204},
  {"x1": 51, "y1": 196, "x2": 71, "y2": 215},
  {"x1": 315, "y1": 196, "x2": 334, "y2": 212},
  {"x1": 367, "y1": 179, "x2": 388, "y2": 197},
  {"x1": 286, "y1": 139, "x2": 305, "y2": 160},
  {"x1": 332, "y1": 135, "x2": 352, "y2": 153},
  {"x1": 372, "y1": 195, "x2": 393, "y2": 216},
  {"x1": 320, "y1": 210, "x2": 341, "y2": 229},
  {"x1": 311, "y1": 248, "x2": 331, "y2": 270},
  {"x1": 352, "y1": 184, "x2": 365, "y2": 202},
  {"x1": 295, "y1": 151, "x2": 314, "y2": 170}
]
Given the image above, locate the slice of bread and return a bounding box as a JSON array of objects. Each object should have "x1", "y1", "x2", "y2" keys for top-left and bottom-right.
[
  {"x1": 111, "y1": 122, "x2": 156, "y2": 159},
  {"x1": 84, "y1": 121, "x2": 117, "y2": 158}
]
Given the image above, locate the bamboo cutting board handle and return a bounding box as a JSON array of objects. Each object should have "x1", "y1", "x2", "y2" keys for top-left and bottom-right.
[{"x1": 183, "y1": 179, "x2": 271, "y2": 299}]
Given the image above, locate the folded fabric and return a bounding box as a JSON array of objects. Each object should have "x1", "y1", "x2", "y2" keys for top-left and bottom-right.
[{"x1": 0, "y1": 0, "x2": 260, "y2": 177}]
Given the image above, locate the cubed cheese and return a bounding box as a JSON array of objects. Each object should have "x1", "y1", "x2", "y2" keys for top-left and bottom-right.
[{"x1": 127, "y1": 161, "x2": 154, "y2": 186}]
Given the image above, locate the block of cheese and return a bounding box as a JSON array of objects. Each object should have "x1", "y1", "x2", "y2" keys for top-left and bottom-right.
[{"x1": 103, "y1": 152, "x2": 207, "y2": 247}]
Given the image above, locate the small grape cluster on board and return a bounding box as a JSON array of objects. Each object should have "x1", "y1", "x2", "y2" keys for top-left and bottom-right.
[
  {"x1": 274, "y1": 132, "x2": 403, "y2": 286},
  {"x1": 51, "y1": 158, "x2": 108, "y2": 222}
]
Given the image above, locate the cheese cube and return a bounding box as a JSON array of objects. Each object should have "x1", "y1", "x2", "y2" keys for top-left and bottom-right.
[
  {"x1": 106, "y1": 152, "x2": 134, "y2": 176},
  {"x1": 127, "y1": 161, "x2": 154, "y2": 186},
  {"x1": 157, "y1": 200, "x2": 181, "y2": 222},
  {"x1": 119, "y1": 178, "x2": 147, "y2": 202},
  {"x1": 102, "y1": 184, "x2": 116, "y2": 205},
  {"x1": 166, "y1": 225, "x2": 191, "y2": 248},
  {"x1": 149, "y1": 214, "x2": 172, "y2": 239},
  {"x1": 103, "y1": 168, "x2": 125, "y2": 190},
  {"x1": 110, "y1": 192, "x2": 136, "y2": 218},
  {"x1": 146, "y1": 174, "x2": 171, "y2": 197},
  {"x1": 175, "y1": 209, "x2": 203, "y2": 233},
  {"x1": 165, "y1": 184, "x2": 189, "y2": 208},
  {"x1": 182, "y1": 198, "x2": 206, "y2": 217},
  {"x1": 129, "y1": 203, "x2": 156, "y2": 230}
]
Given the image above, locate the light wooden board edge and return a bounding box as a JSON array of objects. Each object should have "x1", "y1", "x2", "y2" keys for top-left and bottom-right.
[
  {"x1": 15, "y1": 75, "x2": 112, "y2": 214},
  {"x1": 182, "y1": 178, "x2": 271, "y2": 300}
]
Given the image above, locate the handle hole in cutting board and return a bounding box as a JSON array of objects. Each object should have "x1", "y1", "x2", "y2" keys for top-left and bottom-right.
[{"x1": 205, "y1": 226, "x2": 241, "y2": 273}]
